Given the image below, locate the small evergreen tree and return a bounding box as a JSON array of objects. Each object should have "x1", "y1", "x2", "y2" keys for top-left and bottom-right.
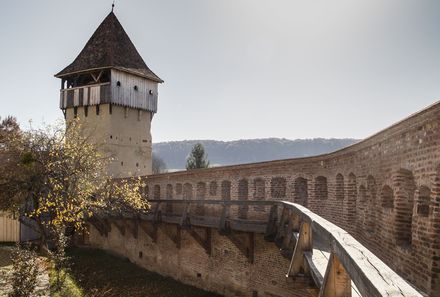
[
  {"x1": 186, "y1": 143, "x2": 209, "y2": 170},
  {"x1": 152, "y1": 153, "x2": 167, "y2": 174}
]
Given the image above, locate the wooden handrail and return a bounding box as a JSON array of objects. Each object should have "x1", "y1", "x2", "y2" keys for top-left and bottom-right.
[
  {"x1": 147, "y1": 199, "x2": 274, "y2": 206},
  {"x1": 60, "y1": 82, "x2": 110, "y2": 92},
  {"x1": 279, "y1": 201, "x2": 424, "y2": 297}
]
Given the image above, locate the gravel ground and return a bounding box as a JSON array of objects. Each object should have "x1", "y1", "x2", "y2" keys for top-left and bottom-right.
[{"x1": 0, "y1": 246, "x2": 50, "y2": 297}]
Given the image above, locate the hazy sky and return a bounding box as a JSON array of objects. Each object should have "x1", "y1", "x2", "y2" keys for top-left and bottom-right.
[{"x1": 1, "y1": 1, "x2": 439, "y2": 142}]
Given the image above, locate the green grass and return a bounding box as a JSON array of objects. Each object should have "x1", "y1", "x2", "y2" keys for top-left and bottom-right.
[
  {"x1": 50, "y1": 248, "x2": 220, "y2": 297},
  {"x1": 50, "y1": 269, "x2": 84, "y2": 297}
]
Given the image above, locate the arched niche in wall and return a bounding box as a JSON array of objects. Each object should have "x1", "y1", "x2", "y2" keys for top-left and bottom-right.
[
  {"x1": 238, "y1": 179, "x2": 249, "y2": 219},
  {"x1": 221, "y1": 180, "x2": 231, "y2": 200},
  {"x1": 393, "y1": 169, "x2": 415, "y2": 248},
  {"x1": 293, "y1": 177, "x2": 308, "y2": 207},
  {"x1": 166, "y1": 184, "x2": 173, "y2": 213},
  {"x1": 365, "y1": 175, "x2": 377, "y2": 234},
  {"x1": 196, "y1": 182, "x2": 206, "y2": 215},
  {"x1": 271, "y1": 177, "x2": 287, "y2": 199},
  {"x1": 176, "y1": 183, "x2": 183, "y2": 197},
  {"x1": 315, "y1": 176, "x2": 328, "y2": 200},
  {"x1": 153, "y1": 185, "x2": 161, "y2": 200},
  {"x1": 357, "y1": 185, "x2": 367, "y2": 229},
  {"x1": 336, "y1": 173, "x2": 345, "y2": 200},
  {"x1": 183, "y1": 183, "x2": 193, "y2": 200},
  {"x1": 209, "y1": 181, "x2": 218, "y2": 197},
  {"x1": 253, "y1": 178, "x2": 266, "y2": 211},
  {"x1": 381, "y1": 185, "x2": 394, "y2": 209},
  {"x1": 347, "y1": 173, "x2": 357, "y2": 224},
  {"x1": 417, "y1": 186, "x2": 431, "y2": 217}
]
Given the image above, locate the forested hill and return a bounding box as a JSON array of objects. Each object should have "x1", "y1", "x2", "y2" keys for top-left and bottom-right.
[{"x1": 152, "y1": 138, "x2": 358, "y2": 170}]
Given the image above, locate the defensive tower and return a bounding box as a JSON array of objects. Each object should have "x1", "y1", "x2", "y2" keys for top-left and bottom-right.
[{"x1": 55, "y1": 11, "x2": 162, "y2": 177}]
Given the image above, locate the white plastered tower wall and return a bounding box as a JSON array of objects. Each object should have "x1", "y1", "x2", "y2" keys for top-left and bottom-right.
[{"x1": 65, "y1": 104, "x2": 153, "y2": 178}]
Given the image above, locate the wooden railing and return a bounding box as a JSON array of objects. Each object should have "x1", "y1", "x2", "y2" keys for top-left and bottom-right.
[
  {"x1": 273, "y1": 202, "x2": 424, "y2": 297},
  {"x1": 91, "y1": 199, "x2": 425, "y2": 297}
]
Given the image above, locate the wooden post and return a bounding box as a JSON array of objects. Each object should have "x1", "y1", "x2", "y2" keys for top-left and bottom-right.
[
  {"x1": 264, "y1": 204, "x2": 278, "y2": 241},
  {"x1": 319, "y1": 253, "x2": 352, "y2": 297},
  {"x1": 180, "y1": 201, "x2": 191, "y2": 228},
  {"x1": 287, "y1": 221, "x2": 312, "y2": 277},
  {"x1": 219, "y1": 203, "x2": 231, "y2": 234}
]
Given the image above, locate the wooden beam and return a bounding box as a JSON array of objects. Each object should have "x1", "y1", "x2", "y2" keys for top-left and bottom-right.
[
  {"x1": 162, "y1": 224, "x2": 181, "y2": 249},
  {"x1": 264, "y1": 204, "x2": 278, "y2": 241},
  {"x1": 227, "y1": 231, "x2": 255, "y2": 263},
  {"x1": 188, "y1": 227, "x2": 212, "y2": 255},
  {"x1": 287, "y1": 221, "x2": 312, "y2": 277},
  {"x1": 281, "y1": 213, "x2": 300, "y2": 255},
  {"x1": 275, "y1": 207, "x2": 289, "y2": 247},
  {"x1": 153, "y1": 203, "x2": 162, "y2": 224},
  {"x1": 319, "y1": 253, "x2": 351, "y2": 297},
  {"x1": 139, "y1": 221, "x2": 158, "y2": 243},
  {"x1": 180, "y1": 202, "x2": 191, "y2": 228},
  {"x1": 124, "y1": 219, "x2": 138, "y2": 239},
  {"x1": 89, "y1": 219, "x2": 105, "y2": 236},
  {"x1": 219, "y1": 203, "x2": 231, "y2": 235},
  {"x1": 112, "y1": 220, "x2": 126, "y2": 236}
]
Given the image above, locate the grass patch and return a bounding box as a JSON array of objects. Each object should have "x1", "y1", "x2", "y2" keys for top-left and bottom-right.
[
  {"x1": 53, "y1": 247, "x2": 220, "y2": 297},
  {"x1": 49, "y1": 268, "x2": 84, "y2": 297}
]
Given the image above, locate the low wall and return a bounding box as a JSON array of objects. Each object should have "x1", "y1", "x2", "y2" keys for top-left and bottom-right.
[
  {"x1": 88, "y1": 223, "x2": 316, "y2": 297},
  {"x1": 138, "y1": 101, "x2": 440, "y2": 296}
]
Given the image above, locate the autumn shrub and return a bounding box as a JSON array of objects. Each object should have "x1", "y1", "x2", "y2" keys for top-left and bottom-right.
[{"x1": 9, "y1": 244, "x2": 39, "y2": 297}]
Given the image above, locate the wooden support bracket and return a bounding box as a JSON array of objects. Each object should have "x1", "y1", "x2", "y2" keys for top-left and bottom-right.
[
  {"x1": 112, "y1": 220, "x2": 126, "y2": 236},
  {"x1": 219, "y1": 203, "x2": 231, "y2": 235},
  {"x1": 227, "y1": 231, "x2": 255, "y2": 263},
  {"x1": 264, "y1": 204, "x2": 278, "y2": 241},
  {"x1": 153, "y1": 203, "x2": 162, "y2": 224},
  {"x1": 188, "y1": 227, "x2": 212, "y2": 255},
  {"x1": 287, "y1": 221, "x2": 312, "y2": 277},
  {"x1": 162, "y1": 224, "x2": 181, "y2": 249},
  {"x1": 275, "y1": 207, "x2": 289, "y2": 245},
  {"x1": 124, "y1": 219, "x2": 139, "y2": 239},
  {"x1": 89, "y1": 219, "x2": 105, "y2": 236},
  {"x1": 319, "y1": 252, "x2": 352, "y2": 297},
  {"x1": 102, "y1": 219, "x2": 112, "y2": 235},
  {"x1": 139, "y1": 221, "x2": 158, "y2": 243},
  {"x1": 180, "y1": 202, "x2": 191, "y2": 228},
  {"x1": 281, "y1": 214, "x2": 300, "y2": 255}
]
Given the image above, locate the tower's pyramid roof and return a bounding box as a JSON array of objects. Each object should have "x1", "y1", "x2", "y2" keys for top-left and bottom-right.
[{"x1": 55, "y1": 12, "x2": 163, "y2": 82}]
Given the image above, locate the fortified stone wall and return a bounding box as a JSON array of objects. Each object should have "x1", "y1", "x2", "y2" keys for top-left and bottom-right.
[
  {"x1": 138, "y1": 101, "x2": 440, "y2": 296},
  {"x1": 88, "y1": 224, "x2": 316, "y2": 297}
]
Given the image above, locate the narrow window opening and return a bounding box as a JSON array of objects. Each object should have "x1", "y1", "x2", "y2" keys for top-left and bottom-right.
[
  {"x1": 138, "y1": 251, "x2": 143, "y2": 258},
  {"x1": 116, "y1": 81, "x2": 121, "y2": 87},
  {"x1": 73, "y1": 107, "x2": 78, "y2": 118},
  {"x1": 121, "y1": 161, "x2": 124, "y2": 166},
  {"x1": 84, "y1": 106, "x2": 88, "y2": 117},
  {"x1": 110, "y1": 135, "x2": 113, "y2": 139},
  {"x1": 134, "y1": 85, "x2": 138, "y2": 91},
  {"x1": 109, "y1": 103, "x2": 112, "y2": 114},
  {"x1": 149, "y1": 90, "x2": 153, "y2": 95},
  {"x1": 96, "y1": 105, "x2": 100, "y2": 115}
]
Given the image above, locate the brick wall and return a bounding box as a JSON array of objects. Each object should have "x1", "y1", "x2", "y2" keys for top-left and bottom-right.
[{"x1": 89, "y1": 101, "x2": 440, "y2": 296}]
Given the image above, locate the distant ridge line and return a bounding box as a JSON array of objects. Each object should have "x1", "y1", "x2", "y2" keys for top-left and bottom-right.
[{"x1": 153, "y1": 138, "x2": 358, "y2": 170}]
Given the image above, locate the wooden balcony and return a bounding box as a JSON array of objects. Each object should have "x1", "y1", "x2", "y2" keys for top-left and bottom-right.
[{"x1": 59, "y1": 83, "x2": 111, "y2": 109}]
